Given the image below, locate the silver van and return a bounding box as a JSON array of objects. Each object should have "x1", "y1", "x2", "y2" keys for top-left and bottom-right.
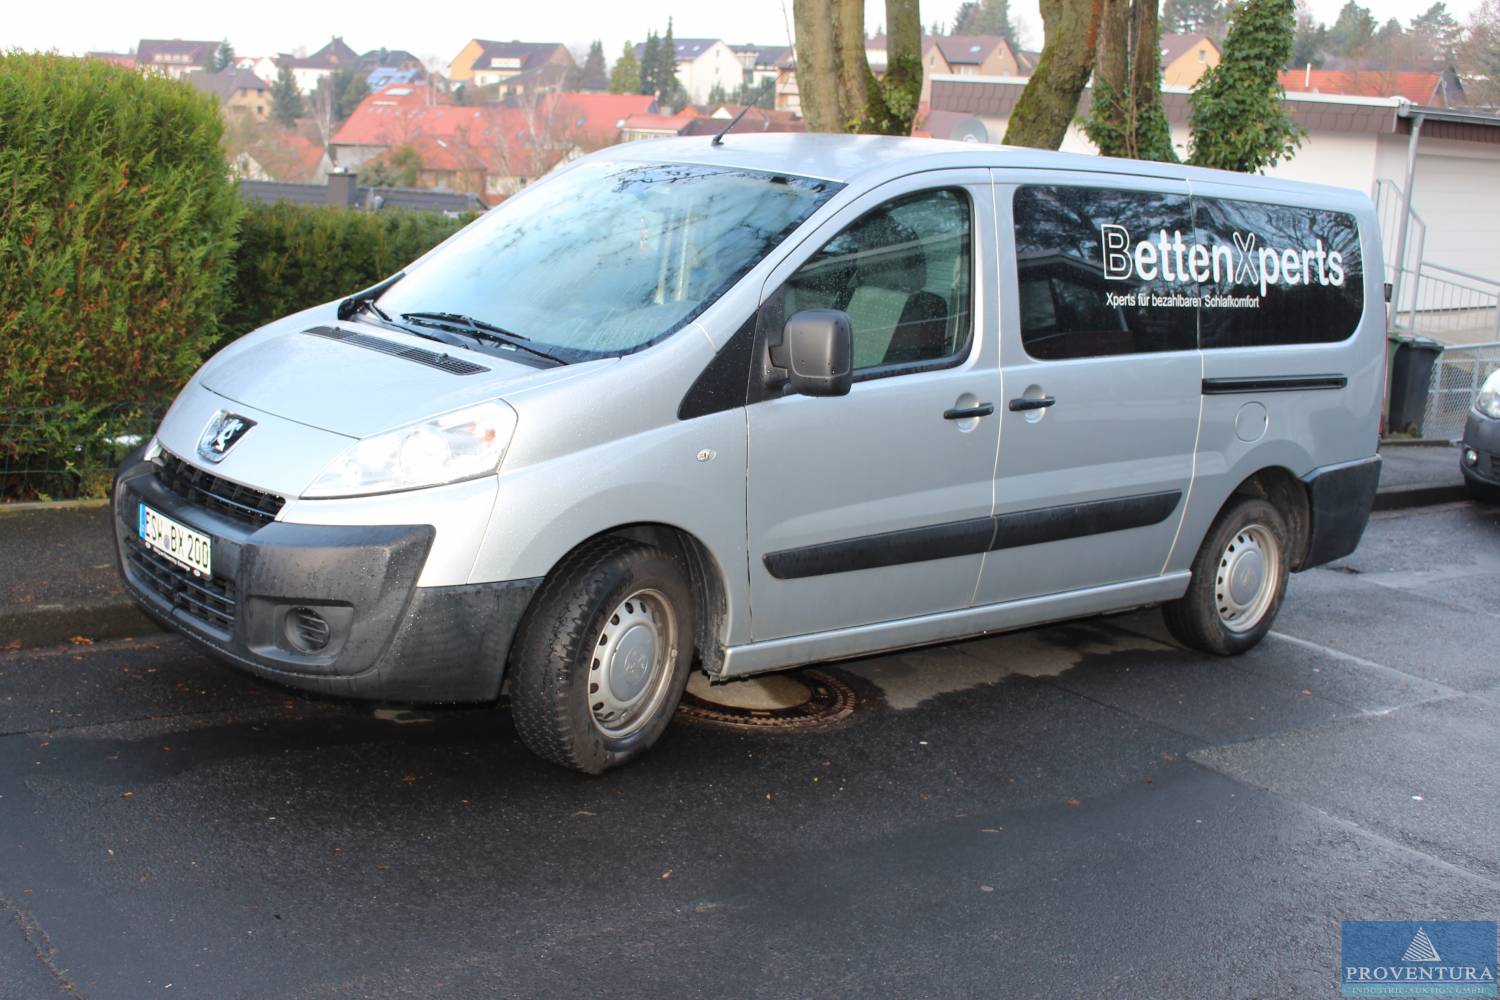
[{"x1": 112, "y1": 135, "x2": 1385, "y2": 772}]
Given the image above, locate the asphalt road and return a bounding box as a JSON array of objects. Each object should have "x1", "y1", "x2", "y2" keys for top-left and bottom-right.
[{"x1": 1, "y1": 502, "x2": 1497, "y2": 1000}]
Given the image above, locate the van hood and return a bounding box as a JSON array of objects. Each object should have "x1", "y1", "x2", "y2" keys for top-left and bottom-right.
[{"x1": 199, "y1": 321, "x2": 578, "y2": 438}]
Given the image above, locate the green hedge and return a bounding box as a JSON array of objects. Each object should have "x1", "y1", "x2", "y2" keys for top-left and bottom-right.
[
  {"x1": 221, "y1": 202, "x2": 470, "y2": 343},
  {"x1": 0, "y1": 52, "x2": 242, "y2": 497},
  {"x1": 0, "y1": 52, "x2": 473, "y2": 499}
]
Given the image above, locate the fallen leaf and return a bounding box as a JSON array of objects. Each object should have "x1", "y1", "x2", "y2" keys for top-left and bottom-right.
[
  {"x1": 68, "y1": 636, "x2": 94, "y2": 645},
  {"x1": 3, "y1": 640, "x2": 20, "y2": 651},
  {"x1": 120, "y1": 790, "x2": 134, "y2": 799},
  {"x1": 400, "y1": 775, "x2": 417, "y2": 783},
  {"x1": 1066, "y1": 799, "x2": 1082, "y2": 806},
  {"x1": 660, "y1": 870, "x2": 672, "y2": 880},
  {"x1": 979, "y1": 885, "x2": 995, "y2": 892}
]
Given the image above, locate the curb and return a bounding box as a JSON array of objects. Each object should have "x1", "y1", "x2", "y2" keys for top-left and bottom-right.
[
  {"x1": 1, "y1": 602, "x2": 162, "y2": 649},
  {"x1": 0, "y1": 497, "x2": 111, "y2": 514},
  {"x1": 1372, "y1": 484, "x2": 1470, "y2": 512}
]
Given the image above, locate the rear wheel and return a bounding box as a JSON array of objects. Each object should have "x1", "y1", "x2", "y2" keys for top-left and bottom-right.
[
  {"x1": 1162, "y1": 497, "x2": 1290, "y2": 656},
  {"x1": 508, "y1": 537, "x2": 694, "y2": 773}
]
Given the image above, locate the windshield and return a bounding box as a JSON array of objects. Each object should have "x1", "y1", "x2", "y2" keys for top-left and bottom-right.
[{"x1": 376, "y1": 160, "x2": 842, "y2": 360}]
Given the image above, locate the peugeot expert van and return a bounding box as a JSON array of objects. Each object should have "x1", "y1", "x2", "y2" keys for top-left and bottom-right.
[{"x1": 113, "y1": 135, "x2": 1384, "y2": 772}]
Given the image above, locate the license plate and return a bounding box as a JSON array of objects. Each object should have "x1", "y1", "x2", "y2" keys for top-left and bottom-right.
[{"x1": 138, "y1": 504, "x2": 213, "y2": 577}]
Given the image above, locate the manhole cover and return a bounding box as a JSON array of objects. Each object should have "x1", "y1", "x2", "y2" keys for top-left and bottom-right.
[{"x1": 677, "y1": 669, "x2": 857, "y2": 731}]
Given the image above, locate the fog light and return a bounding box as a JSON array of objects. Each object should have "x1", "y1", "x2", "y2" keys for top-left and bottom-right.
[
  {"x1": 285, "y1": 606, "x2": 331, "y2": 653},
  {"x1": 1464, "y1": 447, "x2": 1479, "y2": 467}
]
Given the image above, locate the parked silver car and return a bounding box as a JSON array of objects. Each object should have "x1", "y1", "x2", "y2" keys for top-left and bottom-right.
[{"x1": 113, "y1": 135, "x2": 1385, "y2": 772}]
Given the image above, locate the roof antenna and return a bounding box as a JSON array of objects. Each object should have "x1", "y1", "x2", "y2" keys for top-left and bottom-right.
[{"x1": 711, "y1": 97, "x2": 758, "y2": 146}]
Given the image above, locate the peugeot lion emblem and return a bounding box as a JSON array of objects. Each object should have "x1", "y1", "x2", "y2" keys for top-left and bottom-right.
[{"x1": 197, "y1": 411, "x2": 256, "y2": 463}]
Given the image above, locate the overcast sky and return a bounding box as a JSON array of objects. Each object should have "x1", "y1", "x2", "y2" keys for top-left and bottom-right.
[{"x1": 9, "y1": 0, "x2": 1486, "y2": 66}]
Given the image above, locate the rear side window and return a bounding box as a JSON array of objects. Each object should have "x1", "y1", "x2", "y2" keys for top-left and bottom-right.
[
  {"x1": 1012, "y1": 185, "x2": 1198, "y2": 360},
  {"x1": 784, "y1": 188, "x2": 973, "y2": 374},
  {"x1": 1194, "y1": 197, "x2": 1363, "y2": 348}
]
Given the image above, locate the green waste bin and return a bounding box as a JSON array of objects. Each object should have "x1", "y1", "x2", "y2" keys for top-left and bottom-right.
[{"x1": 1387, "y1": 335, "x2": 1444, "y2": 436}]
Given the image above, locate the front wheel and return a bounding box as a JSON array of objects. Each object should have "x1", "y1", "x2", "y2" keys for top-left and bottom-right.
[
  {"x1": 508, "y1": 537, "x2": 695, "y2": 773},
  {"x1": 1162, "y1": 497, "x2": 1290, "y2": 656}
]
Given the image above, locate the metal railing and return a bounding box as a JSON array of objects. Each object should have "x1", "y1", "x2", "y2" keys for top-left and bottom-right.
[
  {"x1": 0, "y1": 403, "x2": 166, "y2": 503},
  {"x1": 1421, "y1": 341, "x2": 1500, "y2": 441}
]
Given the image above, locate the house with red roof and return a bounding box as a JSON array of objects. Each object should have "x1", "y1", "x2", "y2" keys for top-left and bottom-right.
[
  {"x1": 282, "y1": 37, "x2": 361, "y2": 93},
  {"x1": 330, "y1": 86, "x2": 650, "y2": 202},
  {"x1": 135, "y1": 39, "x2": 220, "y2": 79},
  {"x1": 1279, "y1": 67, "x2": 1466, "y2": 108}
]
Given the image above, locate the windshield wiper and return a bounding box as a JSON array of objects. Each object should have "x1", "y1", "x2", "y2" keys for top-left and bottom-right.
[{"x1": 400, "y1": 312, "x2": 568, "y2": 365}]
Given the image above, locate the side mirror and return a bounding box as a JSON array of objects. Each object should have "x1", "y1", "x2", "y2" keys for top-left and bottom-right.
[{"x1": 768, "y1": 309, "x2": 853, "y2": 397}]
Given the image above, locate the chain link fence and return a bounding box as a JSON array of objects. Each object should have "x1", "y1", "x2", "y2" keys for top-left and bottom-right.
[
  {"x1": 1, "y1": 403, "x2": 167, "y2": 503},
  {"x1": 1420, "y1": 342, "x2": 1500, "y2": 441}
]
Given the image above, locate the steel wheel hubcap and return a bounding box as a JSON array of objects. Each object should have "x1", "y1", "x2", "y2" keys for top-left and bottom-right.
[
  {"x1": 1216, "y1": 523, "x2": 1280, "y2": 633},
  {"x1": 589, "y1": 588, "x2": 677, "y2": 738}
]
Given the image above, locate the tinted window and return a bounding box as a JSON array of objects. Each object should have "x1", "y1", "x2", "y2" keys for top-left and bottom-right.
[
  {"x1": 783, "y1": 188, "x2": 972, "y2": 373},
  {"x1": 377, "y1": 161, "x2": 840, "y2": 361},
  {"x1": 1194, "y1": 197, "x2": 1363, "y2": 348},
  {"x1": 1013, "y1": 185, "x2": 1198, "y2": 360}
]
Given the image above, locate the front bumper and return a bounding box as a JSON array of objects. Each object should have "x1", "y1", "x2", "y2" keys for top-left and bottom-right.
[
  {"x1": 1460, "y1": 410, "x2": 1500, "y2": 488},
  {"x1": 111, "y1": 448, "x2": 539, "y2": 702}
]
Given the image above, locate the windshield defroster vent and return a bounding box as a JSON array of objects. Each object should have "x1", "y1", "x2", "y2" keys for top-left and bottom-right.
[{"x1": 303, "y1": 326, "x2": 489, "y2": 376}]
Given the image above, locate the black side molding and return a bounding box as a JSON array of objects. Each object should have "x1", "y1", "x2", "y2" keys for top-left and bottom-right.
[
  {"x1": 763, "y1": 490, "x2": 1182, "y2": 580},
  {"x1": 1202, "y1": 375, "x2": 1347, "y2": 395}
]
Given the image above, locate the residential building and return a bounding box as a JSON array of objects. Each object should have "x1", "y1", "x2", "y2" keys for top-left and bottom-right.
[
  {"x1": 447, "y1": 40, "x2": 574, "y2": 98},
  {"x1": 867, "y1": 34, "x2": 1022, "y2": 102},
  {"x1": 634, "y1": 38, "x2": 743, "y2": 106},
  {"x1": 677, "y1": 107, "x2": 806, "y2": 136},
  {"x1": 620, "y1": 111, "x2": 699, "y2": 141},
  {"x1": 330, "y1": 85, "x2": 634, "y2": 201},
  {"x1": 730, "y1": 44, "x2": 792, "y2": 92},
  {"x1": 775, "y1": 58, "x2": 800, "y2": 113},
  {"x1": 1279, "y1": 66, "x2": 1465, "y2": 108},
  {"x1": 282, "y1": 37, "x2": 360, "y2": 93},
  {"x1": 1160, "y1": 33, "x2": 1220, "y2": 87},
  {"x1": 234, "y1": 55, "x2": 281, "y2": 85},
  {"x1": 185, "y1": 68, "x2": 271, "y2": 120},
  {"x1": 927, "y1": 75, "x2": 1500, "y2": 288},
  {"x1": 357, "y1": 48, "x2": 425, "y2": 75},
  {"x1": 135, "y1": 39, "x2": 219, "y2": 79}
]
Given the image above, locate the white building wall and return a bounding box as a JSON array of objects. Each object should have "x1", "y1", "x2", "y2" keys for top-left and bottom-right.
[{"x1": 677, "y1": 43, "x2": 745, "y2": 104}]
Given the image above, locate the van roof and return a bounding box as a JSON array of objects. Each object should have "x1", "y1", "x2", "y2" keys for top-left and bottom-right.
[{"x1": 605, "y1": 133, "x2": 1370, "y2": 208}]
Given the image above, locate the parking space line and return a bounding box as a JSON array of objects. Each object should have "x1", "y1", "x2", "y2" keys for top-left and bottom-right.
[{"x1": 1267, "y1": 630, "x2": 1464, "y2": 701}]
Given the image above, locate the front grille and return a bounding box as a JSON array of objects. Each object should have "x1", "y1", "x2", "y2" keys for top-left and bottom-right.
[
  {"x1": 1490, "y1": 453, "x2": 1500, "y2": 479},
  {"x1": 155, "y1": 451, "x2": 284, "y2": 527},
  {"x1": 126, "y1": 538, "x2": 236, "y2": 632}
]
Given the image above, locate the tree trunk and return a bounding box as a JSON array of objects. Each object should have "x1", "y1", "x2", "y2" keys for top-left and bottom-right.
[
  {"x1": 794, "y1": 0, "x2": 843, "y2": 132},
  {"x1": 881, "y1": 0, "x2": 925, "y2": 131},
  {"x1": 835, "y1": 0, "x2": 874, "y2": 130},
  {"x1": 1003, "y1": 0, "x2": 1103, "y2": 150},
  {"x1": 795, "y1": 0, "x2": 924, "y2": 136}
]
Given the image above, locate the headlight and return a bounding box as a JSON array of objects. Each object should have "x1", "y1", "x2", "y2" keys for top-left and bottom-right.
[
  {"x1": 303, "y1": 401, "x2": 517, "y2": 498},
  {"x1": 1477, "y1": 369, "x2": 1500, "y2": 420}
]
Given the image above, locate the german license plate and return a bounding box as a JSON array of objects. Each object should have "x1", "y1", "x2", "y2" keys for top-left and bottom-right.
[{"x1": 138, "y1": 503, "x2": 212, "y2": 577}]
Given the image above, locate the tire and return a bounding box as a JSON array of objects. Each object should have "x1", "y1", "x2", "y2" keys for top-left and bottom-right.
[
  {"x1": 508, "y1": 536, "x2": 695, "y2": 773},
  {"x1": 1162, "y1": 496, "x2": 1291, "y2": 656}
]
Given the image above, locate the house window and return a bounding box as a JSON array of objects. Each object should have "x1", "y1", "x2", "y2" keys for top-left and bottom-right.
[{"x1": 1198, "y1": 48, "x2": 1207, "y2": 62}]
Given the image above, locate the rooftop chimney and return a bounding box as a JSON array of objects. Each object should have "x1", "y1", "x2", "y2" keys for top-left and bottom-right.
[{"x1": 327, "y1": 168, "x2": 358, "y2": 208}]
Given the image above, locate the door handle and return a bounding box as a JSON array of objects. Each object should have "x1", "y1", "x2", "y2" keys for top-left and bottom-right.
[
  {"x1": 943, "y1": 402, "x2": 995, "y2": 420},
  {"x1": 1008, "y1": 395, "x2": 1056, "y2": 412}
]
